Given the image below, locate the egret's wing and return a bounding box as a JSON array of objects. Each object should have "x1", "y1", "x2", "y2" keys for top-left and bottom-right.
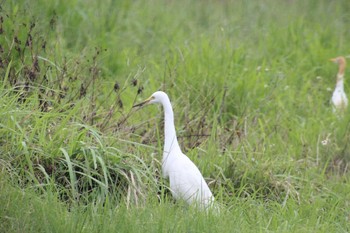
[{"x1": 168, "y1": 154, "x2": 213, "y2": 205}]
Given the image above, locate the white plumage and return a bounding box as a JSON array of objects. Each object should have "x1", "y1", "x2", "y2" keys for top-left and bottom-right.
[
  {"x1": 330, "y1": 56, "x2": 348, "y2": 111},
  {"x1": 133, "y1": 91, "x2": 214, "y2": 209}
]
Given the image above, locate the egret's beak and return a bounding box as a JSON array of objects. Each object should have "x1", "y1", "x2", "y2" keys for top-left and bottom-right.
[
  {"x1": 132, "y1": 96, "x2": 154, "y2": 108},
  {"x1": 329, "y1": 58, "x2": 337, "y2": 63}
]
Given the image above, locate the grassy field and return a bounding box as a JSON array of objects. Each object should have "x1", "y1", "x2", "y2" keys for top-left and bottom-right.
[{"x1": 1, "y1": 0, "x2": 350, "y2": 232}]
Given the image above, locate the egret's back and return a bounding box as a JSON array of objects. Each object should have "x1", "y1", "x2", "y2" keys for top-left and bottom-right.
[{"x1": 332, "y1": 88, "x2": 348, "y2": 109}]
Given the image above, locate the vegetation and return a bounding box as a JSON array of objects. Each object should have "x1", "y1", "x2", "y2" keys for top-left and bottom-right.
[{"x1": 1, "y1": 0, "x2": 350, "y2": 232}]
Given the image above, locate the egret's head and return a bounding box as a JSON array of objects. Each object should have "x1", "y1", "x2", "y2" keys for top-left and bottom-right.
[
  {"x1": 330, "y1": 56, "x2": 346, "y2": 65},
  {"x1": 330, "y1": 56, "x2": 347, "y2": 76},
  {"x1": 133, "y1": 91, "x2": 167, "y2": 108}
]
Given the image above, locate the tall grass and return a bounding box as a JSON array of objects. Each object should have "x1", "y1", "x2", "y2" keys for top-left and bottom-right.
[{"x1": 1, "y1": 0, "x2": 350, "y2": 232}]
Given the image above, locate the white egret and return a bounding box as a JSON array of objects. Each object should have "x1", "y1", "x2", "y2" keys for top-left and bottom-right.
[
  {"x1": 133, "y1": 91, "x2": 215, "y2": 209},
  {"x1": 330, "y1": 56, "x2": 348, "y2": 111}
]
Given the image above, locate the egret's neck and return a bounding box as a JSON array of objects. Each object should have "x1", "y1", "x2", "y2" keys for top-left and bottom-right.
[
  {"x1": 336, "y1": 74, "x2": 345, "y2": 90},
  {"x1": 338, "y1": 63, "x2": 346, "y2": 77},
  {"x1": 162, "y1": 99, "x2": 180, "y2": 158}
]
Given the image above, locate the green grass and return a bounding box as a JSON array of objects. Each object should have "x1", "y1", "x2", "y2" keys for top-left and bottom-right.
[
  {"x1": 1, "y1": 0, "x2": 350, "y2": 232},
  {"x1": 1, "y1": 177, "x2": 349, "y2": 232}
]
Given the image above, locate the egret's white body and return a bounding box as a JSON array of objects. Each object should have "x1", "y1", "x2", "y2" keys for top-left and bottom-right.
[
  {"x1": 134, "y1": 91, "x2": 214, "y2": 208},
  {"x1": 330, "y1": 56, "x2": 348, "y2": 111}
]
